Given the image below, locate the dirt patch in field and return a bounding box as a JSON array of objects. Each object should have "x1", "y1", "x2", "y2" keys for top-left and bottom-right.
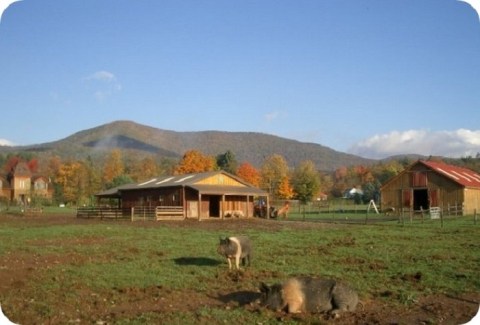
[{"x1": 0, "y1": 214, "x2": 478, "y2": 324}]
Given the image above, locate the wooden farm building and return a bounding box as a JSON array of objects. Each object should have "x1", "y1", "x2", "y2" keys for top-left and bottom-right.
[
  {"x1": 380, "y1": 160, "x2": 480, "y2": 217},
  {"x1": 91, "y1": 170, "x2": 269, "y2": 220}
]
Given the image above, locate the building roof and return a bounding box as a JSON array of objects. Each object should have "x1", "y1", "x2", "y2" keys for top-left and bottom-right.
[
  {"x1": 419, "y1": 160, "x2": 480, "y2": 188},
  {"x1": 96, "y1": 171, "x2": 267, "y2": 197}
]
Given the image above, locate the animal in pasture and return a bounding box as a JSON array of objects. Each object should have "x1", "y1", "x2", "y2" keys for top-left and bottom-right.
[
  {"x1": 0, "y1": 304, "x2": 18, "y2": 325},
  {"x1": 270, "y1": 201, "x2": 290, "y2": 219},
  {"x1": 224, "y1": 210, "x2": 245, "y2": 218},
  {"x1": 217, "y1": 235, "x2": 252, "y2": 270},
  {"x1": 259, "y1": 276, "x2": 358, "y2": 318},
  {"x1": 383, "y1": 207, "x2": 395, "y2": 216}
]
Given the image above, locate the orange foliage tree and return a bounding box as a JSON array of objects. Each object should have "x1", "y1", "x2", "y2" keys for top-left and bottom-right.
[
  {"x1": 236, "y1": 162, "x2": 261, "y2": 186},
  {"x1": 102, "y1": 149, "x2": 125, "y2": 184},
  {"x1": 277, "y1": 175, "x2": 294, "y2": 199},
  {"x1": 56, "y1": 160, "x2": 88, "y2": 205},
  {"x1": 174, "y1": 150, "x2": 216, "y2": 174}
]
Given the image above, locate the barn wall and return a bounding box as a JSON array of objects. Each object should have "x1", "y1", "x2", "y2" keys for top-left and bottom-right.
[
  {"x1": 381, "y1": 163, "x2": 471, "y2": 216},
  {"x1": 185, "y1": 188, "x2": 199, "y2": 219},
  {"x1": 121, "y1": 187, "x2": 183, "y2": 210},
  {"x1": 464, "y1": 188, "x2": 480, "y2": 215},
  {"x1": 195, "y1": 174, "x2": 246, "y2": 187}
]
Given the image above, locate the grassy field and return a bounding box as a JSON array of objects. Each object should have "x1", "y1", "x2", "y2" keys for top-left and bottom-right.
[{"x1": 0, "y1": 213, "x2": 479, "y2": 324}]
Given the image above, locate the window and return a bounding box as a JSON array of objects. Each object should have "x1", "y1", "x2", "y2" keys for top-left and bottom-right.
[{"x1": 35, "y1": 180, "x2": 46, "y2": 190}]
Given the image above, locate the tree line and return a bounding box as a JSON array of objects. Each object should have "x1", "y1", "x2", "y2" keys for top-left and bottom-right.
[{"x1": 1, "y1": 150, "x2": 479, "y2": 207}]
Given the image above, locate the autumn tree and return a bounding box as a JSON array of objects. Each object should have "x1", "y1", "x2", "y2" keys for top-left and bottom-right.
[
  {"x1": 174, "y1": 150, "x2": 216, "y2": 174},
  {"x1": 84, "y1": 156, "x2": 102, "y2": 201},
  {"x1": 55, "y1": 160, "x2": 89, "y2": 205},
  {"x1": 216, "y1": 150, "x2": 237, "y2": 174},
  {"x1": 237, "y1": 162, "x2": 261, "y2": 186},
  {"x1": 260, "y1": 154, "x2": 289, "y2": 198},
  {"x1": 3, "y1": 155, "x2": 21, "y2": 173},
  {"x1": 276, "y1": 175, "x2": 294, "y2": 200},
  {"x1": 292, "y1": 160, "x2": 320, "y2": 204},
  {"x1": 102, "y1": 149, "x2": 125, "y2": 185},
  {"x1": 129, "y1": 156, "x2": 159, "y2": 181}
]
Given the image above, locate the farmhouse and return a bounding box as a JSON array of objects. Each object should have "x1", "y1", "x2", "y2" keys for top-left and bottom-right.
[
  {"x1": 0, "y1": 162, "x2": 53, "y2": 205},
  {"x1": 380, "y1": 160, "x2": 480, "y2": 217},
  {"x1": 93, "y1": 170, "x2": 269, "y2": 220}
]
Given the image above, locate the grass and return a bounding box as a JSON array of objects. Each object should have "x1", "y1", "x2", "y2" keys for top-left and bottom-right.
[{"x1": 0, "y1": 214, "x2": 478, "y2": 324}]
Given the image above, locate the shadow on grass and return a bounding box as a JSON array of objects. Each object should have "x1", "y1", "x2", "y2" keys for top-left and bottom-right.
[
  {"x1": 173, "y1": 256, "x2": 222, "y2": 266},
  {"x1": 216, "y1": 290, "x2": 262, "y2": 306}
]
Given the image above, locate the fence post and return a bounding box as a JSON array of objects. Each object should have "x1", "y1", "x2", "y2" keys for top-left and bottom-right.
[{"x1": 474, "y1": 209, "x2": 477, "y2": 225}]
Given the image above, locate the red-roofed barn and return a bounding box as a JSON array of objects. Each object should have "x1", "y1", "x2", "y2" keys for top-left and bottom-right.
[{"x1": 380, "y1": 160, "x2": 480, "y2": 217}]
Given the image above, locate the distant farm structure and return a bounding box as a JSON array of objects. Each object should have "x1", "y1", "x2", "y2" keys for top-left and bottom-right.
[
  {"x1": 78, "y1": 170, "x2": 268, "y2": 221},
  {"x1": 380, "y1": 160, "x2": 480, "y2": 218},
  {"x1": 0, "y1": 162, "x2": 53, "y2": 206}
]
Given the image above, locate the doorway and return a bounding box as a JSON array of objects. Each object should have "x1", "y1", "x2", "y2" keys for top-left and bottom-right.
[
  {"x1": 413, "y1": 189, "x2": 429, "y2": 211},
  {"x1": 209, "y1": 196, "x2": 220, "y2": 217}
]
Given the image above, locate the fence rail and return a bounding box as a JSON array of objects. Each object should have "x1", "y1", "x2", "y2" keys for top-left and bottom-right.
[
  {"x1": 155, "y1": 206, "x2": 185, "y2": 221},
  {"x1": 129, "y1": 206, "x2": 185, "y2": 221},
  {"x1": 76, "y1": 207, "x2": 126, "y2": 219}
]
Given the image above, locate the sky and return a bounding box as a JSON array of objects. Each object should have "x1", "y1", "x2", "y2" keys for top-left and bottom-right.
[{"x1": 0, "y1": 0, "x2": 479, "y2": 160}]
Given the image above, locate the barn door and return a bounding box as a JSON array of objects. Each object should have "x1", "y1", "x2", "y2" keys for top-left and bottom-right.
[
  {"x1": 402, "y1": 189, "x2": 411, "y2": 208},
  {"x1": 429, "y1": 189, "x2": 439, "y2": 208}
]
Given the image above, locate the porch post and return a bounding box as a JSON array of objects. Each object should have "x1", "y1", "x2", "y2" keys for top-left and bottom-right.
[
  {"x1": 198, "y1": 193, "x2": 201, "y2": 221},
  {"x1": 221, "y1": 195, "x2": 225, "y2": 219}
]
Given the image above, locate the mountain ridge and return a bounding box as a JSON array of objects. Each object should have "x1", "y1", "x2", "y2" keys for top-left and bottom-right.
[{"x1": 0, "y1": 120, "x2": 378, "y2": 170}]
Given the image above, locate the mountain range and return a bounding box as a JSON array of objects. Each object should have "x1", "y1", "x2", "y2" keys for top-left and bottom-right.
[{"x1": 0, "y1": 120, "x2": 383, "y2": 171}]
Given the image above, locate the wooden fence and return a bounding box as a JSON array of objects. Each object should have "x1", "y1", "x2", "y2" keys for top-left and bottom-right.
[
  {"x1": 76, "y1": 207, "x2": 126, "y2": 219},
  {"x1": 130, "y1": 206, "x2": 185, "y2": 221}
]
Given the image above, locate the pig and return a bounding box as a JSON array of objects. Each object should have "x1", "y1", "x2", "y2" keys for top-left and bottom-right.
[
  {"x1": 217, "y1": 236, "x2": 252, "y2": 270},
  {"x1": 259, "y1": 276, "x2": 358, "y2": 318}
]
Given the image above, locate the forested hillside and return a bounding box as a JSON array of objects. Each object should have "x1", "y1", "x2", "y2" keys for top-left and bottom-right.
[{"x1": 0, "y1": 120, "x2": 374, "y2": 171}]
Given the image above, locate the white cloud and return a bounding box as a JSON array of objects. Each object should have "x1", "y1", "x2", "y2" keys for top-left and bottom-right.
[
  {"x1": 264, "y1": 111, "x2": 279, "y2": 122},
  {"x1": 0, "y1": 138, "x2": 15, "y2": 146},
  {"x1": 348, "y1": 129, "x2": 480, "y2": 159},
  {"x1": 86, "y1": 70, "x2": 116, "y2": 82},
  {"x1": 84, "y1": 70, "x2": 122, "y2": 101},
  {"x1": 264, "y1": 110, "x2": 288, "y2": 123}
]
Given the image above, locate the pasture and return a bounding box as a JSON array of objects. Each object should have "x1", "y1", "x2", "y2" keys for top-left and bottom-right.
[{"x1": 0, "y1": 212, "x2": 479, "y2": 324}]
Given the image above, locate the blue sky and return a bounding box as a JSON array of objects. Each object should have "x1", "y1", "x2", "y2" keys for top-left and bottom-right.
[{"x1": 0, "y1": 0, "x2": 479, "y2": 159}]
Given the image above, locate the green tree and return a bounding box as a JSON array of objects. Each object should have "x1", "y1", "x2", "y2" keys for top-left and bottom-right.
[
  {"x1": 106, "y1": 174, "x2": 134, "y2": 189},
  {"x1": 216, "y1": 150, "x2": 237, "y2": 174},
  {"x1": 292, "y1": 160, "x2": 320, "y2": 204},
  {"x1": 260, "y1": 154, "x2": 289, "y2": 198}
]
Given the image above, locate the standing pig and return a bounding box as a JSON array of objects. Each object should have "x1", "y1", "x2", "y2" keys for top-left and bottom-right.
[
  {"x1": 217, "y1": 236, "x2": 252, "y2": 270},
  {"x1": 259, "y1": 276, "x2": 358, "y2": 318}
]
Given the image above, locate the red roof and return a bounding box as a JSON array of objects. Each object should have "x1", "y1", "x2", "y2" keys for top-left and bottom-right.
[{"x1": 420, "y1": 160, "x2": 480, "y2": 188}]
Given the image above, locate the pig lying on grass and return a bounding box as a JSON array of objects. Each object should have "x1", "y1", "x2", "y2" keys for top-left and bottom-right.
[
  {"x1": 259, "y1": 276, "x2": 358, "y2": 318},
  {"x1": 217, "y1": 236, "x2": 252, "y2": 270}
]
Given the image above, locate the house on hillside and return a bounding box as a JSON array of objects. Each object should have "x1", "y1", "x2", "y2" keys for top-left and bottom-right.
[
  {"x1": 380, "y1": 160, "x2": 480, "y2": 217},
  {"x1": 0, "y1": 162, "x2": 53, "y2": 205},
  {"x1": 94, "y1": 170, "x2": 269, "y2": 220}
]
